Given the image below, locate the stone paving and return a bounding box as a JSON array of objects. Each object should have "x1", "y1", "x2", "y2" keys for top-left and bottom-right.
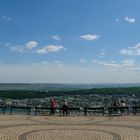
[{"x1": 0, "y1": 115, "x2": 139, "y2": 140}]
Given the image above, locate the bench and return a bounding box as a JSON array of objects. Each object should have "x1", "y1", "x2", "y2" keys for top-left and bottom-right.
[
  {"x1": 132, "y1": 106, "x2": 140, "y2": 115},
  {"x1": 0, "y1": 106, "x2": 6, "y2": 114},
  {"x1": 84, "y1": 107, "x2": 105, "y2": 116},
  {"x1": 10, "y1": 106, "x2": 31, "y2": 115},
  {"x1": 34, "y1": 107, "x2": 51, "y2": 116},
  {"x1": 108, "y1": 106, "x2": 129, "y2": 116}
]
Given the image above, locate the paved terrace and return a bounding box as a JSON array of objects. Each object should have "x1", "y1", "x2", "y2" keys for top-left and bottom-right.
[{"x1": 0, "y1": 115, "x2": 139, "y2": 140}]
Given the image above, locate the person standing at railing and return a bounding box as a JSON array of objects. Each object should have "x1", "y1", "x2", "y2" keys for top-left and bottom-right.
[
  {"x1": 62, "y1": 100, "x2": 68, "y2": 116},
  {"x1": 112, "y1": 100, "x2": 120, "y2": 113},
  {"x1": 50, "y1": 99, "x2": 57, "y2": 115}
]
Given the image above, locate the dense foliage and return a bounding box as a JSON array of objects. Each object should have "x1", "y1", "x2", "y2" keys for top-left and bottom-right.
[{"x1": 0, "y1": 87, "x2": 140, "y2": 99}]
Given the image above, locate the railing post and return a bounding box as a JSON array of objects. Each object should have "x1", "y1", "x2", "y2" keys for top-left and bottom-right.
[{"x1": 10, "y1": 106, "x2": 12, "y2": 115}]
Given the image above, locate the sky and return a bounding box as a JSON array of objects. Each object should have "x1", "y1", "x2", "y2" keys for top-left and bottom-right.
[{"x1": 0, "y1": 0, "x2": 140, "y2": 83}]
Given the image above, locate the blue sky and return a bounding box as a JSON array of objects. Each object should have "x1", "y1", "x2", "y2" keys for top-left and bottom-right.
[{"x1": 0, "y1": 0, "x2": 140, "y2": 83}]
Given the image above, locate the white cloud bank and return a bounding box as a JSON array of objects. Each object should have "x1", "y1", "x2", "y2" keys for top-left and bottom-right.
[
  {"x1": 92, "y1": 59, "x2": 136, "y2": 68},
  {"x1": 0, "y1": 61, "x2": 140, "y2": 83},
  {"x1": 80, "y1": 34, "x2": 100, "y2": 41}
]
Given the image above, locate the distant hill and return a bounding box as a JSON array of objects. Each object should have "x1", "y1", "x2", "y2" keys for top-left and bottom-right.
[{"x1": 0, "y1": 83, "x2": 140, "y2": 91}]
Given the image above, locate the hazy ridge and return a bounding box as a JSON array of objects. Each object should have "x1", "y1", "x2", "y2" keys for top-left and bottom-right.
[{"x1": 0, "y1": 83, "x2": 140, "y2": 91}]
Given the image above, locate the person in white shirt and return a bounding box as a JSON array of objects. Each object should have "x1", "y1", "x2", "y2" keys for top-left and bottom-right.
[{"x1": 119, "y1": 100, "x2": 125, "y2": 107}]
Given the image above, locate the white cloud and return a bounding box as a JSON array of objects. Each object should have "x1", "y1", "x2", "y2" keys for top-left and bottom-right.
[
  {"x1": 92, "y1": 59, "x2": 136, "y2": 68},
  {"x1": 92, "y1": 60, "x2": 120, "y2": 67},
  {"x1": 120, "y1": 49, "x2": 133, "y2": 55},
  {"x1": 80, "y1": 34, "x2": 100, "y2": 41},
  {"x1": 125, "y1": 16, "x2": 135, "y2": 23},
  {"x1": 46, "y1": 45, "x2": 65, "y2": 52},
  {"x1": 10, "y1": 41, "x2": 38, "y2": 53},
  {"x1": 35, "y1": 48, "x2": 48, "y2": 54},
  {"x1": 35, "y1": 45, "x2": 65, "y2": 54},
  {"x1": 102, "y1": 63, "x2": 120, "y2": 67},
  {"x1": 25, "y1": 41, "x2": 38, "y2": 49},
  {"x1": 99, "y1": 61, "x2": 120, "y2": 67},
  {"x1": 10, "y1": 43, "x2": 65, "y2": 55},
  {"x1": 122, "y1": 59, "x2": 135, "y2": 67},
  {"x1": 120, "y1": 43, "x2": 140, "y2": 56},
  {"x1": 134, "y1": 43, "x2": 140, "y2": 49},
  {"x1": 52, "y1": 35, "x2": 61, "y2": 41}
]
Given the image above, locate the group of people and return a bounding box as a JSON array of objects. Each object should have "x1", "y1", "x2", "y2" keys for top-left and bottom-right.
[
  {"x1": 50, "y1": 99, "x2": 126, "y2": 116},
  {"x1": 50, "y1": 99, "x2": 68, "y2": 116},
  {"x1": 113, "y1": 100, "x2": 126, "y2": 107},
  {"x1": 113, "y1": 100, "x2": 126, "y2": 113}
]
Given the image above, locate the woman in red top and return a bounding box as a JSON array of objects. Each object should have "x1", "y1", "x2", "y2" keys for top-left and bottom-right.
[{"x1": 50, "y1": 99, "x2": 57, "y2": 115}]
